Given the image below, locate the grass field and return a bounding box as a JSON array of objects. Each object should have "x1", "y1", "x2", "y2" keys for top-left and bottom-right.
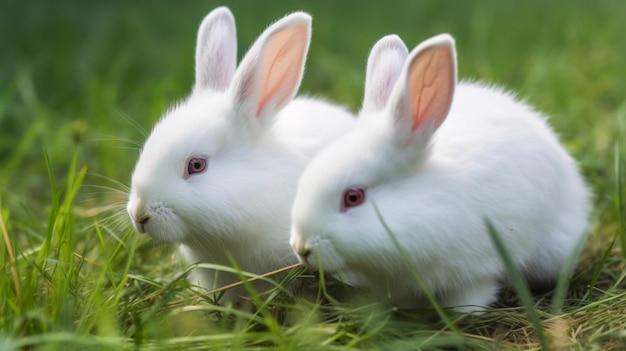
[{"x1": 2, "y1": 0, "x2": 626, "y2": 349}]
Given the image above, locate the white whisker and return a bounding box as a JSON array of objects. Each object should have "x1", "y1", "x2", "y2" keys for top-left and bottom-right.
[
  {"x1": 85, "y1": 172, "x2": 130, "y2": 193},
  {"x1": 110, "y1": 106, "x2": 148, "y2": 139}
]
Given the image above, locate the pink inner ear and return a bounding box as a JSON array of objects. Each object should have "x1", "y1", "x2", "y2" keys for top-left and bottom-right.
[
  {"x1": 408, "y1": 46, "x2": 454, "y2": 132},
  {"x1": 256, "y1": 24, "x2": 308, "y2": 117}
]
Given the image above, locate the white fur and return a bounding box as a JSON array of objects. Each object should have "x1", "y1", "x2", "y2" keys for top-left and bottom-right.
[
  {"x1": 127, "y1": 7, "x2": 355, "y2": 302},
  {"x1": 290, "y1": 34, "x2": 590, "y2": 312}
]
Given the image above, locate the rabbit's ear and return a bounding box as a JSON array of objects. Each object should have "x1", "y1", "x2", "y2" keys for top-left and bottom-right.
[
  {"x1": 229, "y1": 12, "x2": 311, "y2": 127},
  {"x1": 194, "y1": 7, "x2": 237, "y2": 92},
  {"x1": 388, "y1": 34, "x2": 456, "y2": 147},
  {"x1": 361, "y1": 35, "x2": 408, "y2": 114}
]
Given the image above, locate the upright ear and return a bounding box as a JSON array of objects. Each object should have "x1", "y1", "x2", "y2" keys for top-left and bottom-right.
[
  {"x1": 229, "y1": 12, "x2": 311, "y2": 125},
  {"x1": 194, "y1": 7, "x2": 237, "y2": 92},
  {"x1": 361, "y1": 35, "x2": 408, "y2": 115},
  {"x1": 387, "y1": 34, "x2": 456, "y2": 147}
]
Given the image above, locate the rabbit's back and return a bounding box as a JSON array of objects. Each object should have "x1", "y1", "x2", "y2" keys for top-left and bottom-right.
[
  {"x1": 271, "y1": 97, "x2": 356, "y2": 158},
  {"x1": 430, "y1": 82, "x2": 589, "y2": 280}
]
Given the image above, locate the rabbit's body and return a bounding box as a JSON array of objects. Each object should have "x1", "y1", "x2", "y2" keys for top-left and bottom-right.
[
  {"x1": 127, "y1": 7, "x2": 355, "y2": 302},
  {"x1": 290, "y1": 35, "x2": 589, "y2": 312},
  {"x1": 311, "y1": 83, "x2": 587, "y2": 309}
]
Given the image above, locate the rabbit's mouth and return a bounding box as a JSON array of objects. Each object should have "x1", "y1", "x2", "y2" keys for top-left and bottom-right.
[
  {"x1": 130, "y1": 216, "x2": 149, "y2": 234},
  {"x1": 127, "y1": 198, "x2": 189, "y2": 243},
  {"x1": 290, "y1": 234, "x2": 313, "y2": 266}
]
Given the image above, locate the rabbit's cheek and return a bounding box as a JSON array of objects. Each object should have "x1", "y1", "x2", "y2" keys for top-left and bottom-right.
[
  {"x1": 144, "y1": 214, "x2": 188, "y2": 243},
  {"x1": 307, "y1": 237, "x2": 346, "y2": 273},
  {"x1": 127, "y1": 197, "x2": 188, "y2": 243},
  {"x1": 289, "y1": 230, "x2": 340, "y2": 271}
]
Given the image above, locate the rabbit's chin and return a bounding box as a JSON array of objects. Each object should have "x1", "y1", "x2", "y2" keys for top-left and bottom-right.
[
  {"x1": 141, "y1": 216, "x2": 190, "y2": 244},
  {"x1": 303, "y1": 246, "x2": 344, "y2": 274}
]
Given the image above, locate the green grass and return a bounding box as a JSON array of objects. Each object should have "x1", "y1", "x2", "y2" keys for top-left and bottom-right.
[{"x1": 2, "y1": 0, "x2": 626, "y2": 349}]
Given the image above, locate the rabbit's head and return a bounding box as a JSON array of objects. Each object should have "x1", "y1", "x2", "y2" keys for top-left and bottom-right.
[
  {"x1": 128, "y1": 7, "x2": 312, "y2": 244},
  {"x1": 290, "y1": 34, "x2": 457, "y2": 274}
]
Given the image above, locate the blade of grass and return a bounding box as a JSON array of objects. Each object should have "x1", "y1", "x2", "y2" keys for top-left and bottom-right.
[
  {"x1": 315, "y1": 255, "x2": 341, "y2": 306},
  {"x1": 550, "y1": 230, "x2": 590, "y2": 313},
  {"x1": 40, "y1": 149, "x2": 58, "y2": 262},
  {"x1": 204, "y1": 262, "x2": 303, "y2": 300},
  {"x1": 372, "y1": 203, "x2": 460, "y2": 334},
  {"x1": 484, "y1": 219, "x2": 548, "y2": 350},
  {"x1": 587, "y1": 236, "x2": 615, "y2": 301},
  {"x1": 49, "y1": 150, "x2": 87, "y2": 327},
  {"x1": 226, "y1": 253, "x2": 284, "y2": 336},
  {"x1": 615, "y1": 142, "x2": 626, "y2": 261},
  {"x1": 0, "y1": 198, "x2": 22, "y2": 312}
]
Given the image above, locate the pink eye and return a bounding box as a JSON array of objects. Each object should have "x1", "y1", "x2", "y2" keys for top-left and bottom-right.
[
  {"x1": 184, "y1": 157, "x2": 207, "y2": 178},
  {"x1": 341, "y1": 186, "x2": 366, "y2": 212}
]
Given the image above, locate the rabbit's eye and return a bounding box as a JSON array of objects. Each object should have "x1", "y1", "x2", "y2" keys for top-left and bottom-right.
[
  {"x1": 341, "y1": 186, "x2": 366, "y2": 212},
  {"x1": 184, "y1": 157, "x2": 207, "y2": 178}
]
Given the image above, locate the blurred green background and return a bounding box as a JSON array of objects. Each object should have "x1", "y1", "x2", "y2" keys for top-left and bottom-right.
[
  {"x1": 1, "y1": 0, "x2": 626, "y2": 347},
  {"x1": 1, "y1": 0, "x2": 624, "y2": 232}
]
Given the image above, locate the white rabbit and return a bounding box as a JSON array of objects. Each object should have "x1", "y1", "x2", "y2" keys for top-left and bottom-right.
[
  {"x1": 126, "y1": 7, "x2": 355, "y2": 302},
  {"x1": 290, "y1": 34, "x2": 590, "y2": 312}
]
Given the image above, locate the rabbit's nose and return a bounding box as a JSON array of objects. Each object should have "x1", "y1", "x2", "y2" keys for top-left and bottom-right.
[
  {"x1": 298, "y1": 247, "x2": 312, "y2": 262},
  {"x1": 128, "y1": 197, "x2": 149, "y2": 233},
  {"x1": 129, "y1": 206, "x2": 151, "y2": 233},
  {"x1": 296, "y1": 247, "x2": 312, "y2": 266},
  {"x1": 136, "y1": 215, "x2": 151, "y2": 233}
]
